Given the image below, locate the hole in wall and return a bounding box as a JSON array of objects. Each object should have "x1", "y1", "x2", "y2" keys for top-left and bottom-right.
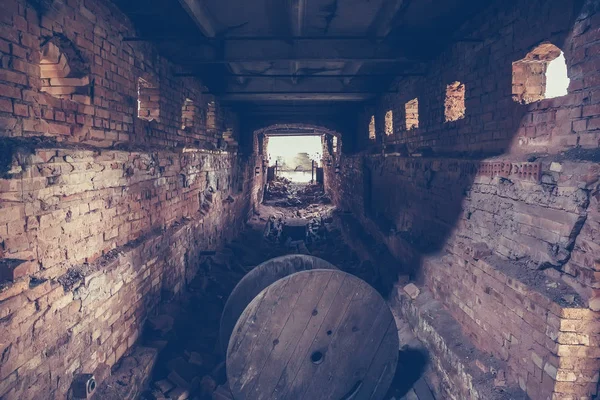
[
  {"x1": 266, "y1": 135, "x2": 322, "y2": 183},
  {"x1": 137, "y1": 77, "x2": 160, "y2": 121},
  {"x1": 385, "y1": 110, "x2": 394, "y2": 136},
  {"x1": 40, "y1": 37, "x2": 92, "y2": 103},
  {"x1": 512, "y1": 43, "x2": 569, "y2": 104},
  {"x1": 445, "y1": 82, "x2": 466, "y2": 122},
  {"x1": 545, "y1": 52, "x2": 569, "y2": 98},
  {"x1": 405, "y1": 98, "x2": 419, "y2": 130},
  {"x1": 181, "y1": 98, "x2": 196, "y2": 130},
  {"x1": 207, "y1": 101, "x2": 217, "y2": 130}
]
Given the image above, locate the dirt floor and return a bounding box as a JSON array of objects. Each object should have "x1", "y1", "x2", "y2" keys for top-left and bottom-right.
[{"x1": 137, "y1": 181, "x2": 434, "y2": 400}]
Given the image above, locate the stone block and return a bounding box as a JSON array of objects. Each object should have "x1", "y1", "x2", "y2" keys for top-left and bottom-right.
[
  {"x1": 0, "y1": 259, "x2": 36, "y2": 283},
  {"x1": 403, "y1": 283, "x2": 421, "y2": 300},
  {"x1": 168, "y1": 386, "x2": 190, "y2": 400}
]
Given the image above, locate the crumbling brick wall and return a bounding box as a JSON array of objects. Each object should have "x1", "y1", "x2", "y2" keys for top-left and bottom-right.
[
  {"x1": 0, "y1": 0, "x2": 249, "y2": 398},
  {"x1": 324, "y1": 0, "x2": 600, "y2": 398}
]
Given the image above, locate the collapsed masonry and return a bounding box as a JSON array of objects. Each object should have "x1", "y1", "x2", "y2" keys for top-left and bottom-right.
[{"x1": 0, "y1": 0, "x2": 598, "y2": 399}]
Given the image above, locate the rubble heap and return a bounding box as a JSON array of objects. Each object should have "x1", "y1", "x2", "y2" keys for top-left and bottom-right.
[{"x1": 264, "y1": 176, "x2": 331, "y2": 207}]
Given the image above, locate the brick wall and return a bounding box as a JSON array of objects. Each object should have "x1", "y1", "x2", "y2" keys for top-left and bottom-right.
[
  {"x1": 324, "y1": 0, "x2": 600, "y2": 398},
  {"x1": 371, "y1": 0, "x2": 599, "y2": 155},
  {"x1": 0, "y1": 0, "x2": 250, "y2": 398},
  {"x1": 0, "y1": 0, "x2": 236, "y2": 150}
]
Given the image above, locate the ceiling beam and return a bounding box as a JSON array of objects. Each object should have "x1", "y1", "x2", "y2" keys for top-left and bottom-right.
[
  {"x1": 212, "y1": 91, "x2": 397, "y2": 94},
  {"x1": 217, "y1": 91, "x2": 390, "y2": 101},
  {"x1": 177, "y1": 0, "x2": 247, "y2": 84},
  {"x1": 178, "y1": 57, "x2": 408, "y2": 64},
  {"x1": 129, "y1": 38, "x2": 417, "y2": 61},
  {"x1": 177, "y1": 0, "x2": 218, "y2": 37},
  {"x1": 342, "y1": 0, "x2": 408, "y2": 85},
  {"x1": 174, "y1": 73, "x2": 425, "y2": 78},
  {"x1": 214, "y1": 90, "x2": 394, "y2": 102},
  {"x1": 289, "y1": 0, "x2": 307, "y2": 84},
  {"x1": 169, "y1": 39, "x2": 412, "y2": 63},
  {"x1": 123, "y1": 35, "x2": 396, "y2": 42}
]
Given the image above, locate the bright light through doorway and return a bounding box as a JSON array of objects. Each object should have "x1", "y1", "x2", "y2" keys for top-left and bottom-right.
[
  {"x1": 545, "y1": 52, "x2": 569, "y2": 99},
  {"x1": 267, "y1": 135, "x2": 322, "y2": 183}
]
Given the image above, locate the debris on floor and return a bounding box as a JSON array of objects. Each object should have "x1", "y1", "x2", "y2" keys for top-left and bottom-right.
[
  {"x1": 135, "y1": 190, "x2": 433, "y2": 400},
  {"x1": 93, "y1": 347, "x2": 158, "y2": 400},
  {"x1": 264, "y1": 176, "x2": 331, "y2": 207}
]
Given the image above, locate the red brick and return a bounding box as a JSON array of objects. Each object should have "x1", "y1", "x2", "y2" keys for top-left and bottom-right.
[
  {"x1": 588, "y1": 117, "x2": 600, "y2": 131},
  {"x1": 0, "y1": 83, "x2": 22, "y2": 99},
  {"x1": 0, "y1": 98, "x2": 13, "y2": 113}
]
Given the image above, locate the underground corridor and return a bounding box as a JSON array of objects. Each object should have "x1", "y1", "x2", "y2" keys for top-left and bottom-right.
[{"x1": 0, "y1": 0, "x2": 599, "y2": 399}]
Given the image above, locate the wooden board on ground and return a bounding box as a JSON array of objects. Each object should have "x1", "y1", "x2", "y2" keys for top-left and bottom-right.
[
  {"x1": 220, "y1": 254, "x2": 337, "y2": 354},
  {"x1": 227, "y1": 269, "x2": 398, "y2": 400}
]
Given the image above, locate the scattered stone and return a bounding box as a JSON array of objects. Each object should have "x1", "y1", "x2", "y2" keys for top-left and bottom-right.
[
  {"x1": 146, "y1": 340, "x2": 169, "y2": 352},
  {"x1": 403, "y1": 283, "x2": 421, "y2": 299},
  {"x1": 282, "y1": 218, "x2": 308, "y2": 241},
  {"x1": 212, "y1": 384, "x2": 234, "y2": 400},
  {"x1": 549, "y1": 162, "x2": 562, "y2": 172},
  {"x1": 168, "y1": 371, "x2": 189, "y2": 390},
  {"x1": 150, "y1": 389, "x2": 168, "y2": 400},
  {"x1": 93, "y1": 347, "x2": 158, "y2": 399},
  {"x1": 401, "y1": 389, "x2": 419, "y2": 400},
  {"x1": 211, "y1": 361, "x2": 226, "y2": 383},
  {"x1": 470, "y1": 242, "x2": 492, "y2": 260},
  {"x1": 589, "y1": 296, "x2": 600, "y2": 312},
  {"x1": 148, "y1": 314, "x2": 174, "y2": 335},
  {"x1": 475, "y1": 359, "x2": 488, "y2": 373},
  {"x1": 494, "y1": 369, "x2": 507, "y2": 387},
  {"x1": 544, "y1": 362, "x2": 558, "y2": 380},
  {"x1": 200, "y1": 375, "x2": 217, "y2": 395},
  {"x1": 154, "y1": 379, "x2": 174, "y2": 394},
  {"x1": 93, "y1": 363, "x2": 111, "y2": 386},
  {"x1": 562, "y1": 294, "x2": 575, "y2": 304},
  {"x1": 166, "y1": 357, "x2": 203, "y2": 389},
  {"x1": 188, "y1": 352, "x2": 203, "y2": 367},
  {"x1": 168, "y1": 386, "x2": 190, "y2": 400}
]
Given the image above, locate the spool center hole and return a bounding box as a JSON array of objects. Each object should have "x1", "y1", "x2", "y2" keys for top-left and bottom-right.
[{"x1": 311, "y1": 351, "x2": 324, "y2": 365}]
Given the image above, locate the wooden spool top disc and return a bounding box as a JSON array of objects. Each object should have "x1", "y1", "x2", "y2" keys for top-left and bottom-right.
[
  {"x1": 220, "y1": 255, "x2": 337, "y2": 354},
  {"x1": 226, "y1": 269, "x2": 398, "y2": 400}
]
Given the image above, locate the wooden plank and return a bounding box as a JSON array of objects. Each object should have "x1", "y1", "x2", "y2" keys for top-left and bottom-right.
[
  {"x1": 364, "y1": 320, "x2": 399, "y2": 399},
  {"x1": 299, "y1": 285, "x2": 387, "y2": 399},
  {"x1": 231, "y1": 274, "x2": 319, "y2": 398},
  {"x1": 227, "y1": 279, "x2": 291, "y2": 389},
  {"x1": 320, "y1": 305, "x2": 395, "y2": 399},
  {"x1": 220, "y1": 255, "x2": 337, "y2": 353},
  {"x1": 272, "y1": 270, "x2": 356, "y2": 399},
  {"x1": 271, "y1": 274, "x2": 360, "y2": 399},
  {"x1": 227, "y1": 270, "x2": 398, "y2": 400},
  {"x1": 243, "y1": 271, "x2": 340, "y2": 399}
]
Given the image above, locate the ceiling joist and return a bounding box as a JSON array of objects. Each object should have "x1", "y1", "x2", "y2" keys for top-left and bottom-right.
[
  {"x1": 123, "y1": 35, "x2": 396, "y2": 42},
  {"x1": 341, "y1": 0, "x2": 408, "y2": 85},
  {"x1": 177, "y1": 0, "x2": 247, "y2": 84}
]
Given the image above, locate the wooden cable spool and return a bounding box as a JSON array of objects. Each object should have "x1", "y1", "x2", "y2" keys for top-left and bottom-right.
[
  {"x1": 220, "y1": 255, "x2": 338, "y2": 354},
  {"x1": 226, "y1": 269, "x2": 398, "y2": 400}
]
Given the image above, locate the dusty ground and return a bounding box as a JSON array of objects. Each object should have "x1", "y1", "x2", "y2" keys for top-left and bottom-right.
[{"x1": 136, "y1": 181, "x2": 433, "y2": 400}]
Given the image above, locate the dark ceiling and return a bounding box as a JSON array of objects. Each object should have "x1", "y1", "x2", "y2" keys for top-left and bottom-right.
[{"x1": 113, "y1": 0, "x2": 491, "y2": 124}]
